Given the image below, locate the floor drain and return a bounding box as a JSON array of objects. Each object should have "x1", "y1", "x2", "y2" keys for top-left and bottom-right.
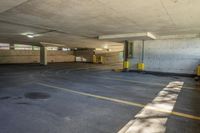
[{"x1": 24, "y1": 92, "x2": 50, "y2": 100}]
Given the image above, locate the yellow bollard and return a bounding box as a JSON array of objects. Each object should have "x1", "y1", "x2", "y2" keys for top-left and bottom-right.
[
  {"x1": 197, "y1": 65, "x2": 200, "y2": 76},
  {"x1": 123, "y1": 61, "x2": 129, "y2": 69},
  {"x1": 137, "y1": 63, "x2": 145, "y2": 71}
]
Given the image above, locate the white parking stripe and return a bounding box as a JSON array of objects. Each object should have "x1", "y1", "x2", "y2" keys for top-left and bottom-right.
[{"x1": 118, "y1": 81, "x2": 184, "y2": 133}]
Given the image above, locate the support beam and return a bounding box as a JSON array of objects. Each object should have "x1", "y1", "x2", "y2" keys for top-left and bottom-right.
[
  {"x1": 99, "y1": 32, "x2": 156, "y2": 42},
  {"x1": 141, "y1": 40, "x2": 145, "y2": 63},
  {"x1": 40, "y1": 46, "x2": 47, "y2": 66},
  {"x1": 58, "y1": 47, "x2": 63, "y2": 51},
  {"x1": 136, "y1": 40, "x2": 145, "y2": 71},
  {"x1": 10, "y1": 43, "x2": 15, "y2": 50},
  {"x1": 124, "y1": 40, "x2": 129, "y2": 62},
  {"x1": 123, "y1": 40, "x2": 130, "y2": 71}
]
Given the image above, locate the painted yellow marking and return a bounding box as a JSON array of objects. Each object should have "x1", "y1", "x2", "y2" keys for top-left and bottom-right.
[
  {"x1": 118, "y1": 81, "x2": 195, "y2": 133},
  {"x1": 37, "y1": 82, "x2": 200, "y2": 121},
  {"x1": 171, "y1": 111, "x2": 200, "y2": 120},
  {"x1": 37, "y1": 82, "x2": 144, "y2": 107}
]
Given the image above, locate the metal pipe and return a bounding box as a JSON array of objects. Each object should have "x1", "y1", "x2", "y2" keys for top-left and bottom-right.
[
  {"x1": 124, "y1": 40, "x2": 129, "y2": 61},
  {"x1": 141, "y1": 40, "x2": 145, "y2": 63}
]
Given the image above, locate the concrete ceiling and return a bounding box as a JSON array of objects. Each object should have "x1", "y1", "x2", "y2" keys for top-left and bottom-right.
[{"x1": 0, "y1": 0, "x2": 200, "y2": 48}]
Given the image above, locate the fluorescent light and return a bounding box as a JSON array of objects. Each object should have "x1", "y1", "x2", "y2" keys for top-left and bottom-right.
[
  {"x1": 99, "y1": 32, "x2": 157, "y2": 41},
  {"x1": 27, "y1": 34, "x2": 34, "y2": 38}
]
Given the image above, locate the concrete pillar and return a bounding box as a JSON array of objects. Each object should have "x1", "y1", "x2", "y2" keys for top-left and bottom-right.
[
  {"x1": 58, "y1": 47, "x2": 63, "y2": 51},
  {"x1": 10, "y1": 43, "x2": 15, "y2": 50},
  {"x1": 141, "y1": 40, "x2": 145, "y2": 63},
  {"x1": 135, "y1": 40, "x2": 145, "y2": 63},
  {"x1": 124, "y1": 41, "x2": 129, "y2": 62},
  {"x1": 123, "y1": 40, "x2": 133, "y2": 71},
  {"x1": 134, "y1": 40, "x2": 145, "y2": 71},
  {"x1": 123, "y1": 41, "x2": 129, "y2": 71},
  {"x1": 40, "y1": 46, "x2": 47, "y2": 65}
]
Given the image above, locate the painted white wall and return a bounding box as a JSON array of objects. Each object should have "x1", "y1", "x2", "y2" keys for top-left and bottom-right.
[{"x1": 131, "y1": 38, "x2": 200, "y2": 74}]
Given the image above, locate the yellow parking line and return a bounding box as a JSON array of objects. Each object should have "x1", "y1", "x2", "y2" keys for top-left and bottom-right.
[
  {"x1": 37, "y1": 82, "x2": 200, "y2": 121},
  {"x1": 171, "y1": 111, "x2": 200, "y2": 120}
]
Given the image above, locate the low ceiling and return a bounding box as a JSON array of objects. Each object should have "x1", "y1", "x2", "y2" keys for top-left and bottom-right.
[{"x1": 0, "y1": 0, "x2": 200, "y2": 48}]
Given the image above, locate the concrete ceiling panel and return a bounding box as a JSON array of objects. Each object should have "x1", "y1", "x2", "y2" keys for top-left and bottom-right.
[
  {"x1": 0, "y1": 0, "x2": 28, "y2": 13},
  {"x1": 0, "y1": 0, "x2": 200, "y2": 47}
]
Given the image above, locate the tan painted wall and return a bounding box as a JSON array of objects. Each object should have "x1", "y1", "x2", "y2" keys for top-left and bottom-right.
[
  {"x1": 96, "y1": 52, "x2": 123, "y2": 64},
  {"x1": 0, "y1": 50, "x2": 75, "y2": 64},
  {"x1": 75, "y1": 50, "x2": 122, "y2": 64},
  {"x1": 0, "y1": 50, "x2": 122, "y2": 65},
  {"x1": 47, "y1": 51, "x2": 75, "y2": 63}
]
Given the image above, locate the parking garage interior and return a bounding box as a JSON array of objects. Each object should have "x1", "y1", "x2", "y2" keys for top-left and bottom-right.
[{"x1": 0, "y1": 1, "x2": 200, "y2": 133}]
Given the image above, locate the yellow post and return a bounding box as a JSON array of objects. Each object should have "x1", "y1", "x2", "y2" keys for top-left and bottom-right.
[
  {"x1": 197, "y1": 65, "x2": 200, "y2": 76},
  {"x1": 123, "y1": 61, "x2": 129, "y2": 69},
  {"x1": 137, "y1": 63, "x2": 145, "y2": 71}
]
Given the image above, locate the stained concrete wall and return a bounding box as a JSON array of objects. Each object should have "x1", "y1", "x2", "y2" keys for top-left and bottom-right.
[
  {"x1": 75, "y1": 50, "x2": 94, "y2": 62},
  {"x1": 74, "y1": 49, "x2": 123, "y2": 65},
  {"x1": 47, "y1": 51, "x2": 75, "y2": 63},
  {"x1": 0, "y1": 50, "x2": 75, "y2": 64},
  {"x1": 96, "y1": 51, "x2": 123, "y2": 65},
  {"x1": 131, "y1": 38, "x2": 200, "y2": 74}
]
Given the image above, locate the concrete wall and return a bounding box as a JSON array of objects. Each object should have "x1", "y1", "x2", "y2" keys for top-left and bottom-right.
[
  {"x1": 96, "y1": 51, "x2": 123, "y2": 65},
  {"x1": 75, "y1": 49, "x2": 123, "y2": 65},
  {"x1": 75, "y1": 50, "x2": 94, "y2": 62},
  {"x1": 131, "y1": 38, "x2": 200, "y2": 74},
  {"x1": 0, "y1": 49, "x2": 122, "y2": 65},
  {"x1": 47, "y1": 51, "x2": 75, "y2": 63},
  {"x1": 0, "y1": 50, "x2": 75, "y2": 64}
]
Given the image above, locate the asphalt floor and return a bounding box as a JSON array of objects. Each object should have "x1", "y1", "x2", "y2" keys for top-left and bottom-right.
[{"x1": 0, "y1": 63, "x2": 199, "y2": 133}]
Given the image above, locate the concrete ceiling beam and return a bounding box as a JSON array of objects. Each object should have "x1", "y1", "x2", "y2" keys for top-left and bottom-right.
[{"x1": 98, "y1": 32, "x2": 157, "y2": 42}]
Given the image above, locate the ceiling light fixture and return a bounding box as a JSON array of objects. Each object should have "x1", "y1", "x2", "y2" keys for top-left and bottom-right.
[
  {"x1": 99, "y1": 32, "x2": 157, "y2": 42},
  {"x1": 27, "y1": 34, "x2": 34, "y2": 38}
]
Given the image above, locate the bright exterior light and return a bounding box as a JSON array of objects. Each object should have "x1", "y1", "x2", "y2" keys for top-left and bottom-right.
[
  {"x1": 95, "y1": 48, "x2": 103, "y2": 51},
  {"x1": 103, "y1": 45, "x2": 108, "y2": 49}
]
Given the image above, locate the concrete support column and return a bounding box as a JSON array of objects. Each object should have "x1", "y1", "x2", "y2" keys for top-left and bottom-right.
[
  {"x1": 40, "y1": 46, "x2": 48, "y2": 65},
  {"x1": 58, "y1": 47, "x2": 63, "y2": 51},
  {"x1": 141, "y1": 40, "x2": 145, "y2": 63},
  {"x1": 123, "y1": 40, "x2": 130, "y2": 71},
  {"x1": 136, "y1": 40, "x2": 145, "y2": 64},
  {"x1": 124, "y1": 40, "x2": 129, "y2": 62},
  {"x1": 123, "y1": 41, "x2": 134, "y2": 70},
  {"x1": 10, "y1": 43, "x2": 15, "y2": 50},
  {"x1": 134, "y1": 40, "x2": 145, "y2": 71}
]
